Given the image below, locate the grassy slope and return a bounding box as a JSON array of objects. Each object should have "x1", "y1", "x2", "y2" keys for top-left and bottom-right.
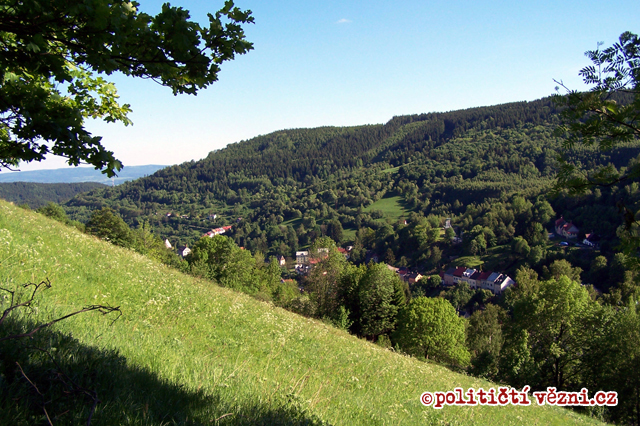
[
  {"x1": 364, "y1": 195, "x2": 412, "y2": 222},
  {"x1": 0, "y1": 200, "x2": 603, "y2": 425}
]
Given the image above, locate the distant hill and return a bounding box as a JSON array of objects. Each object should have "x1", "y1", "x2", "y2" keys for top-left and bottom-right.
[
  {"x1": 65, "y1": 96, "x2": 640, "y2": 258},
  {"x1": 0, "y1": 182, "x2": 107, "y2": 209},
  {"x1": 0, "y1": 164, "x2": 167, "y2": 184}
]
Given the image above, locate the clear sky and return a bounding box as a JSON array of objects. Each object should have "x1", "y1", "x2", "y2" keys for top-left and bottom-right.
[{"x1": 15, "y1": 0, "x2": 640, "y2": 172}]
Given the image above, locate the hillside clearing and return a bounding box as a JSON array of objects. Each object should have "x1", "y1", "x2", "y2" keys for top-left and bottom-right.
[{"x1": 364, "y1": 195, "x2": 413, "y2": 222}]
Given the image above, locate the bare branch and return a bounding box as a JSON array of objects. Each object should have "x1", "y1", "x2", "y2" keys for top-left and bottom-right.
[
  {"x1": 0, "y1": 279, "x2": 52, "y2": 327},
  {"x1": 0, "y1": 303, "x2": 121, "y2": 342}
]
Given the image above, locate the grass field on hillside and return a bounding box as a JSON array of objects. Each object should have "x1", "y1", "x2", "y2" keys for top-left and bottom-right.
[
  {"x1": 0, "y1": 201, "x2": 605, "y2": 425},
  {"x1": 450, "y1": 256, "x2": 485, "y2": 269},
  {"x1": 364, "y1": 195, "x2": 413, "y2": 222}
]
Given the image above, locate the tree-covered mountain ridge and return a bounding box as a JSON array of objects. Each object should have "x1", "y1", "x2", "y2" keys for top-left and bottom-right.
[{"x1": 66, "y1": 95, "x2": 640, "y2": 255}]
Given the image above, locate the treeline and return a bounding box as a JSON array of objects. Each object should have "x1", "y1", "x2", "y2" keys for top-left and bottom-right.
[{"x1": 0, "y1": 182, "x2": 106, "y2": 209}]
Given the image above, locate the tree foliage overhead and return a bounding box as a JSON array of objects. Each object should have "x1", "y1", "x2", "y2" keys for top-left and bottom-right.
[
  {"x1": 0, "y1": 0, "x2": 254, "y2": 174},
  {"x1": 555, "y1": 31, "x2": 639, "y2": 192}
]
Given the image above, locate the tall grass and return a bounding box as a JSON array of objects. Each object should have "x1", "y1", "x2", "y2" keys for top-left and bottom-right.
[{"x1": 0, "y1": 200, "x2": 604, "y2": 425}]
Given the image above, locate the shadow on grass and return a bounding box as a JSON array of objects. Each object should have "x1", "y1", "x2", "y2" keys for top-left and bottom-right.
[{"x1": 0, "y1": 317, "x2": 329, "y2": 426}]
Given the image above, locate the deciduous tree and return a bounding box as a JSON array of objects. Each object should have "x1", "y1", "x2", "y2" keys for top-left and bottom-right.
[
  {"x1": 85, "y1": 207, "x2": 134, "y2": 248},
  {"x1": 393, "y1": 297, "x2": 469, "y2": 366},
  {"x1": 0, "y1": 0, "x2": 253, "y2": 174},
  {"x1": 358, "y1": 263, "x2": 403, "y2": 340}
]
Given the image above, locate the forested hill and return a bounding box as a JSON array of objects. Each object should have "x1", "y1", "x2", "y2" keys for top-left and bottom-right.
[
  {"x1": 0, "y1": 182, "x2": 107, "y2": 209},
  {"x1": 105, "y1": 97, "x2": 562, "y2": 189},
  {"x1": 65, "y1": 95, "x2": 640, "y2": 259}
]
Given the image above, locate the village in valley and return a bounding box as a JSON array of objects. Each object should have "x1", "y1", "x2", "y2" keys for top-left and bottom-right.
[{"x1": 162, "y1": 211, "x2": 605, "y2": 311}]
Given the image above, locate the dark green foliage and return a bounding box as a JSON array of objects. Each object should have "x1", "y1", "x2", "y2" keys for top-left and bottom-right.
[
  {"x1": 85, "y1": 207, "x2": 135, "y2": 248},
  {"x1": 36, "y1": 201, "x2": 86, "y2": 232},
  {"x1": 439, "y1": 282, "x2": 474, "y2": 314},
  {"x1": 0, "y1": 182, "x2": 105, "y2": 209},
  {"x1": 467, "y1": 304, "x2": 506, "y2": 380},
  {"x1": 304, "y1": 247, "x2": 347, "y2": 320},
  {"x1": 581, "y1": 305, "x2": 640, "y2": 426},
  {"x1": 506, "y1": 275, "x2": 597, "y2": 390},
  {"x1": 554, "y1": 32, "x2": 640, "y2": 276},
  {"x1": 62, "y1": 94, "x2": 640, "y2": 272},
  {"x1": 554, "y1": 31, "x2": 640, "y2": 193}
]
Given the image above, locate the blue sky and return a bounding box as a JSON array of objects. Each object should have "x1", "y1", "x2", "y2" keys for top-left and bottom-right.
[{"x1": 16, "y1": 0, "x2": 640, "y2": 171}]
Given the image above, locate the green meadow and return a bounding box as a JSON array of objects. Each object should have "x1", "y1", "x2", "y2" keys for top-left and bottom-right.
[
  {"x1": 0, "y1": 200, "x2": 604, "y2": 425},
  {"x1": 364, "y1": 195, "x2": 413, "y2": 222}
]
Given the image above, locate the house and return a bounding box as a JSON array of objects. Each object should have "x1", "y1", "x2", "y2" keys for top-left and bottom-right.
[
  {"x1": 177, "y1": 246, "x2": 191, "y2": 258},
  {"x1": 442, "y1": 267, "x2": 514, "y2": 295},
  {"x1": 460, "y1": 268, "x2": 476, "y2": 285},
  {"x1": 277, "y1": 255, "x2": 286, "y2": 266},
  {"x1": 492, "y1": 274, "x2": 515, "y2": 294},
  {"x1": 453, "y1": 266, "x2": 466, "y2": 284},
  {"x1": 308, "y1": 258, "x2": 322, "y2": 266},
  {"x1": 469, "y1": 270, "x2": 482, "y2": 288},
  {"x1": 208, "y1": 213, "x2": 217, "y2": 220},
  {"x1": 296, "y1": 251, "x2": 309, "y2": 265},
  {"x1": 444, "y1": 218, "x2": 452, "y2": 229},
  {"x1": 295, "y1": 264, "x2": 311, "y2": 275},
  {"x1": 406, "y1": 272, "x2": 423, "y2": 284},
  {"x1": 203, "y1": 225, "x2": 233, "y2": 238},
  {"x1": 484, "y1": 272, "x2": 515, "y2": 294},
  {"x1": 474, "y1": 271, "x2": 492, "y2": 290},
  {"x1": 583, "y1": 233, "x2": 601, "y2": 248},
  {"x1": 555, "y1": 216, "x2": 579, "y2": 239},
  {"x1": 397, "y1": 267, "x2": 409, "y2": 280},
  {"x1": 337, "y1": 247, "x2": 350, "y2": 259},
  {"x1": 164, "y1": 239, "x2": 172, "y2": 249},
  {"x1": 366, "y1": 251, "x2": 380, "y2": 263}
]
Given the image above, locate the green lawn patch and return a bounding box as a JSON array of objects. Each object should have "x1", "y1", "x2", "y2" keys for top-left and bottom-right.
[
  {"x1": 364, "y1": 195, "x2": 413, "y2": 222},
  {"x1": 482, "y1": 244, "x2": 515, "y2": 271},
  {"x1": 342, "y1": 225, "x2": 357, "y2": 241},
  {"x1": 450, "y1": 256, "x2": 485, "y2": 269}
]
